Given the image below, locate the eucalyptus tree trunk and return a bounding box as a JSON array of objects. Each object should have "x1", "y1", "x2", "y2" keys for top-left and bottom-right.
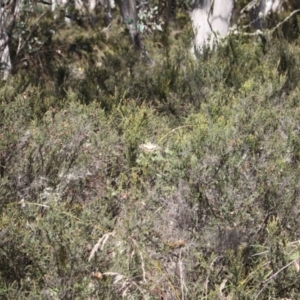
[
  {"x1": 0, "y1": 0, "x2": 20, "y2": 80},
  {"x1": 0, "y1": 31, "x2": 10, "y2": 80},
  {"x1": 99, "y1": 0, "x2": 115, "y2": 25},
  {"x1": 190, "y1": 0, "x2": 234, "y2": 52},
  {"x1": 115, "y1": 0, "x2": 153, "y2": 65},
  {"x1": 211, "y1": 0, "x2": 234, "y2": 37},
  {"x1": 259, "y1": 0, "x2": 284, "y2": 16},
  {"x1": 250, "y1": 0, "x2": 284, "y2": 29},
  {"x1": 115, "y1": 0, "x2": 141, "y2": 50}
]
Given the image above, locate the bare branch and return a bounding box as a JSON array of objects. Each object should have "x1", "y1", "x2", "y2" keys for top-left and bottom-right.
[{"x1": 254, "y1": 258, "x2": 299, "y2": 300}]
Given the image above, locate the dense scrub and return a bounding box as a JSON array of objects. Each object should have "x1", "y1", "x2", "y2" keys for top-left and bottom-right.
[{"x1": 1, "y1": 5, "x2": 300, "y2": 299}]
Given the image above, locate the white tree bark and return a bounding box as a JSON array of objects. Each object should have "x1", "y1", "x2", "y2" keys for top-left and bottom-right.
[
  {"x1": 189, "y1": 2, "x2": 212, "y2": 51},
  {"x1": 250, "y1": 0, "x2": 284, "y2": 29},
  {"x1": 99, "y1": 0, "x2": 115, "y2": 24},
  {"x1": 0, "y1": 33, "x2": 11, "y2": 80},
  {"x1": 259, "y1": 0, "x2": 283, "y2": 16},
  {"x1": 190, "y1": 0, "x2": 234, "y2": 53},
  {"x1": 0, "y1": 0, "x2": 20, "y2": 80}
]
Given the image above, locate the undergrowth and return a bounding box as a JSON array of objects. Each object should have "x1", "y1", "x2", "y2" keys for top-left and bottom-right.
[{"x1": 1, "y1": 5, "x2": 300, "y2": 300}]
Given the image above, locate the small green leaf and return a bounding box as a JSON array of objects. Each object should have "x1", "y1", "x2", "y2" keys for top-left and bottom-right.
[{"x1": 125, "y1": 18, "x2": 133, "y2": 25}]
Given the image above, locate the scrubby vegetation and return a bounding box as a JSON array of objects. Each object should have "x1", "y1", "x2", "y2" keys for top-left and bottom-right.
[{"x1": 1, "y1": 4, "x2": 300, "y2": 299}]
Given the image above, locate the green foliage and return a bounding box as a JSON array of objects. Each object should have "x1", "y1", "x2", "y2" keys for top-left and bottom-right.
[{"x1": 2, "y1": 3, "x2": 300, "y2": 299}]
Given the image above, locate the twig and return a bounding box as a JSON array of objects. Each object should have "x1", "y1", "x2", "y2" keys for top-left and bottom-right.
[
  {"x1": 178, "y1": 250, "x2": 187, "y2": 300},
  {"x1": 19, "y1": 200, "x2": 50, "y2": 208},
  {"x1": 270, "y1": 9, "x2": 300, "y2": 33},
  {"x1": 231, "y1": 9, "x2": 300, "y2": 38},
  {"x1": 158, "y1": 125, "x2": 195, "y2": 144},
  {"x1": 16, "y1": 10, "x2": 49, "y2": 56},
  {"x1": 88, "y1": 231, "x2": 115, "y2": 262},
  {"x1": 131, "y1": 238, "x2": 147, "y2": 283},
  {"x1": 254, "y1": 258, "x2": 299, "y2": 300},
  {"x1": 251, "y1": 250, "x2": 269, "y2": 257},
  {"x1": 204, "y1": 256, "x2": 223, "y2": 299},
  {"x1": 288, "y1": 239, "x2": 300, "y2": 246}
]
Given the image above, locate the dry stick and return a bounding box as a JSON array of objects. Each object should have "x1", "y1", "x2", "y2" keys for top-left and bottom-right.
[
  {"x1": 233, "y1": 9, "x2": 300, "y2": 37},
  {"x1": 288, "y1": 239, "x2": 300, "y2": 246},
  {"x1": 103, "y1": 272, "x2": 147, "y2": 297},
  {"x1": 254, "y1": 258, "x2": 300, "y2": 300},
  {"x1": 158, "y1": 125, "x2": 195, "y2": 144},
  {"x1": 251, "y1": 211, "x2": 273, "y2": 240},
  {"x1": 131, "y1": 237, "x2": 147, "y2": 283},
  {"x1": 204, "y1": 256, "x2": 223, "y2": 299},
  {"x1": 19, "y1": 200, "x2": 50, "y2": 208},
  {"x1": 16, "y1": 199, "x2": 107, "y2": 232},
  {"x1": 129, "y1": 225, "x2": 182, "y2": 300},
  {"x1": 88, "y1": 231, "x2": 115, "y2": 262},
  {"x1": 237, "y1": 260, "x2": 271, "y2": 292},
  {"x1": 270, "y1": 9, "x2": 300, "y2": 33},
  {"x1": 251, "y1": 250, "x2": 269, "y2": 257},
  {"x1": 153, "y1": 203, "x2": 166, "y2": 216},
  {"x1": 16, "y1": 10, "x2": 49, "y2": 56},
  {"x1": 219, "y1": 278, "x2": 228, "y2": 298},
  {"x1": 178, "y1": 250, "x2": 188, "y2": 300}
]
